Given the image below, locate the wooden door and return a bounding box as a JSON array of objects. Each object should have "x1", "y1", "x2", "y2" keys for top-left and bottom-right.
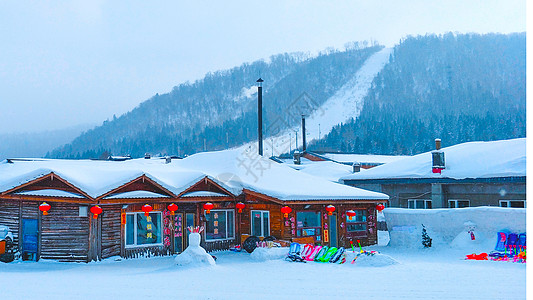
[{"x1": 21, "y1": 219, "x2": 39, "y2": 261}]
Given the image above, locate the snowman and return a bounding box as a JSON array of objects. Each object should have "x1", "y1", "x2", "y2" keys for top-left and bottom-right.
[
  {"x1": 451, "y1": 221, "x2": 483, "y2": 249},
  {"x1": 175, "y1": 226, "x2": 216, "y2": 266}
]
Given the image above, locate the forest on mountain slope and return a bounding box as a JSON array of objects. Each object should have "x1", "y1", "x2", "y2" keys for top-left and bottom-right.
[
  {"x1": 48, "y1": 33, "x2": 525, "y2": 159},
  {"x1": 47, "y1": 43, "x2": 381, "y2": 158},
  {"x1": 310, "y1": 33, "x2": 526, "y2": 155}
]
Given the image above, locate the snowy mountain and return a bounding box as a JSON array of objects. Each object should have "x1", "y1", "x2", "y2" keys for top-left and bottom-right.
[
  {"x1": 47, "y1": 32, "x2": 525, "y2": 159},
  {"x1": 48, "y1": 44, "x2": 381, "y2": 158}
]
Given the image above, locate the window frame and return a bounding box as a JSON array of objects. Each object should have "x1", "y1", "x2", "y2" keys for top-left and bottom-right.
[
  {"x1": 499, "y1": 200, "x2": 526, "y2": 208},
  {"x1": 345, "y1": 209, "x2": 367, "y2": 233},
  {"x1": 408, "y1": 199, "x2": 432, "y2": 209},
  {"x1": 448, "y1": 199, "x2": 470, "y2": 208},
  {"x1": 250, "y1": 210, "x2": 270, "y2": 237},
  {"x1": 205, "y1": 209, "x2": 235, "y2": 241},
  {"x1": 124, "y1": 211, "x2": 163, "y2": 248},
  {"x1": 295, "y1": 211, "x2": 321, "y2": 240}
]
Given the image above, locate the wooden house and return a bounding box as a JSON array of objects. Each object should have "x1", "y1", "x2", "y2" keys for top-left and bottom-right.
[
  {"x1": 341, "y1": 138, "x2": 526, "y2": 209},
  {"x1": 0, "y1": 150, "x2": 388, "y2": 262}
]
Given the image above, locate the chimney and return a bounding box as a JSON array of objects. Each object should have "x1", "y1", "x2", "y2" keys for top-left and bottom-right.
[
  {"x1": 165, "y1": 156, "x2": 172, "y2": 164},
  {"x1": 301, "y1": 115, "x2": 306, "y2": 152},
  {"x1": 352, "y1": 162, "x2": 361, "y2": 173},
  {"x1": 432, "y1": 138, "x2": 445, "y2": 174},
  {"x1": 144, "y1": 153, "x2": 151, "y2": 159},
  {"x1": 435, "y1": 139, "x2": 441, "y2": 150},
  {"x1": 257, "y1": 78, "x2": 264, "y2": 156},
  {"x1": 293, "y1": 150, "x2": 301, "y2": 165}
]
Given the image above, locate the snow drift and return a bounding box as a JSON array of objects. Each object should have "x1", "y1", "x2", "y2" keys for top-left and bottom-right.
[{"x1": 383, "y1": 207, "x2": 526, "y2": 251}]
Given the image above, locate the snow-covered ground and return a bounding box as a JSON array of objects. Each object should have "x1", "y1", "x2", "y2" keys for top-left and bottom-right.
[{"x1": 0, "y1": 242, "x2": 525, "y2": 299}]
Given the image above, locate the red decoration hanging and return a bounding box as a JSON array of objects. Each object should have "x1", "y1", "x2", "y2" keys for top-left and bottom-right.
[
  {"x1": 39, "y1": 202, "x2": 51, "y2": 216},
  {"x1": 90, "y1": 205, "x2": 103, "y2": 219},
  {"x1": 346, "y1": 209, "x2": 356, "y2": 221},
  {"x1": 325, "y1": 205, "x2": 336, "y2": 215},
  {"x1": 203, "y1": 202, "x2": 214, "y2": 214},
  {"x1": 376, "y1": 203, "x2": 385, "y2": 212},
  {"x1": 236, "y1": 202, "x2": 245, "y2": 213},
  {"x1": 142, "y1": 204, "x2": 153, "y2": 217},
  {"x1": 281, "y1": 206, "x2": 292, "y2": 218},
  {"x1": 167, "y1": 203, "x2": 178, "y2": 215}
]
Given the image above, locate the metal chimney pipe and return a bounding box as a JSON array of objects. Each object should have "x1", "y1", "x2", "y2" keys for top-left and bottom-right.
[
  {"x1": 257, "y1": 78, "x2": 264, "y2": 156},
  {"x1": 301, "y1": 115, "x2": 306, "y2": 152}
]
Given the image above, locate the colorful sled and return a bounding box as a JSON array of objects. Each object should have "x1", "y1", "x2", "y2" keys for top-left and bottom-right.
[
  {"x1": 314, "y1": 246, "x2": 329, "y2": 262},
  {"x1": 305, "y1": 245, "x2": 322, "y2": 261},
  {"x1": 286, "y1": 242, "x2": 305, "y2": 262},
  {"x1": 329, "y1": 247, "x2": 345, "y2": 263},
  {"x1": 518, "y1": 233, "x2": 526, "y2": 252},
  {"x1": 494, "y1": 232, "x2": 508, "y2": 252},
  {"x1": 300, "y1": 244, "x2": 314, "y2": 258},
  {"x1": 319, "y1": 247, "x2": 338, "y2": 262}
]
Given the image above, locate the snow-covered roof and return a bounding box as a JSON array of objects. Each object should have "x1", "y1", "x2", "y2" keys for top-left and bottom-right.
[
  {"x1": 341, "y1": 138, "x2": 526, "y2": 181},
  {"x1": 322, "y1": 153, "x2": 408, "y2": 164},
  {"x1": 0, "y1": 149, "x2": 388, "y2": 202},
  {"x1": 286, "y1": 161, "x2": 354, "y2": 183},
  {"x1": 15, "y1": 189, "x2": 85, "y2": 198},
  {"x1": 182, "y1": 191, "x2": 228, "y2": 198},
  {"x1": 104, "y1": 191, "x2": 170, "y2": 199},
  {"x1": 178, "y1": 149, "x2": 388, "y2": 201}
]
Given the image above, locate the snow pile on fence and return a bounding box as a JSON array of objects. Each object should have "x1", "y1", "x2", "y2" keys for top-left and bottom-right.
[{"x1": 383, "y1": 207, "x2": 526, "y2": 251}]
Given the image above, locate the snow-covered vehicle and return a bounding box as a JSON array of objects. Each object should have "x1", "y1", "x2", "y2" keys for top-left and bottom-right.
[{"x1": 0, "y1": 225, "x2": 15, "y2": 263}]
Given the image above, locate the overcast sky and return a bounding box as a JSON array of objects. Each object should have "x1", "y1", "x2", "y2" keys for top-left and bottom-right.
[{"x1": 0, "y1": 1, "x2": 526, "y2": 134}]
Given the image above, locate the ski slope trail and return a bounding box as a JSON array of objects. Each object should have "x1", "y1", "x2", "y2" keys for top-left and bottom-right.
[{"x1": 239, "y1": 47, "x2": 393, "y2": 156}]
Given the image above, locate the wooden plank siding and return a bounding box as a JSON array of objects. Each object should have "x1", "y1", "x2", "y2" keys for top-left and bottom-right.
[
  {"x1": 101, "y1": 205, "x2": 122, "y2": 259},
  {"x1": 40, "y1": 202, "x2": 90, "y2": 262},
  {"x1": 0, "y1": 199, "x2": 20, "y2": 247}
]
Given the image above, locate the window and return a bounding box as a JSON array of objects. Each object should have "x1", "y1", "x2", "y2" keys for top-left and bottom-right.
[
  {"x1": 251, "y1": 210, "x2": 270, "y2": 237},
  {"x1": 499, "y1": 200, "x2": 525, "y2": 208},
  {"x1": 346, "y1": 210, "x2": 367, "y2": 232},
  {"x1": 296, "y1": 211, "x2": 321, "y2": 240},
  {"x1": 125, "y1": 212, "x2": 162, "y2": 247},
  {"x1": 449, "y1": 200, "x2": 470, "y2": 208},
  {"x1": 205, "y1": 210, "x2": 234, "y2": 240},
  {"x1": 408, "y1": 199, "x2": 432, "y2": 209}
]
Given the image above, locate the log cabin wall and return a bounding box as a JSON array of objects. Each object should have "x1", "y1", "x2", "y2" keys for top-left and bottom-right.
[
  {"x1": 40, "y1": 202, "x2": 90, "y2": 262},
  {"x1": 240, "y1": 201, "x2": 378, "y2": 248},
  {"x1": 239, "y1": 197, "x2": 283, "y2": 239},
  {"x1": 0, "y1": 199, "x2": 20, "y2": 247},
  {"x1": 101, "y1": 205, "x2": 122, "y2": 259}
]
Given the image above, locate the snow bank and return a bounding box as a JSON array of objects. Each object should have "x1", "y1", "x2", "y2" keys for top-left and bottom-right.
[
  {"x1": 250, "y1": 247, "x2": 288, "y2": 261},
  {"x1": 174, "y1": 233, "x2": 215, "y2": 267},
  {"x1": 345, "y1": 251, "x2": 399, "y2": 267},
  {"x1": 384, "y1": 207, "x2": 526, "y2": 251}
]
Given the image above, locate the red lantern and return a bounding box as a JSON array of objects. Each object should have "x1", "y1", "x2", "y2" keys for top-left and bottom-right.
[
  {"x1": 346, "y1": 210, "x2": 356, "y2": 221},
  {"x1": 142, "y1": 204, "x2": 153, "y2": 217},
  {"x1": 236, "y1": 202, "x2": 245, "y2": 213},
  {"x1": 167, "y1": 203, "x2": 178, "y2": 215},
  {"x1": 325, "y1": 205, "x2": 336, "y2": 215},
  {"x1": 281, "y1": 206, "x2": 292, "y2": 218},
  {"x1": 39, "y1": 202, "x2": 51, "y2": 216},
  {"x1": 203, "y1": 202, "x2": 214, "y2": 214},
  {"x1": 90, "y1": 205, "x2": 103, "y2": 219},
  {"x1": 376, "y1": 203, "x2": 385, "y2": 212}
]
